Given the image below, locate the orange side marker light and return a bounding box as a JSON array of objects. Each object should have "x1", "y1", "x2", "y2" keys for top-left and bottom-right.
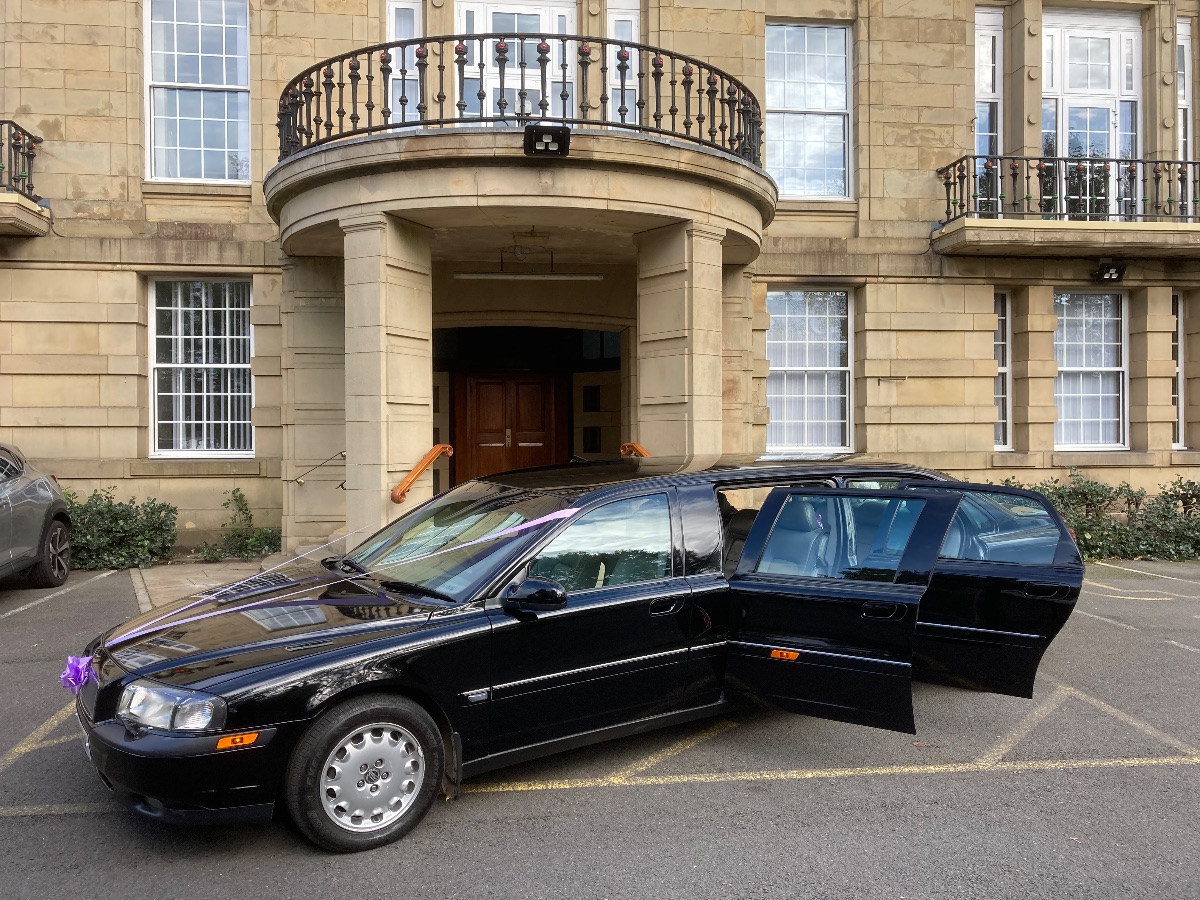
[
  {"x1": 770, "y1": 649, "x2": 799, "y2": 661},
  {"x1": 216, "y1": 732, "x2": 260, "y2": 750}
]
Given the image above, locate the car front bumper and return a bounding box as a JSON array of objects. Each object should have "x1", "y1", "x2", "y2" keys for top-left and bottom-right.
[{"x1": 78, "y1": 696, "x2": 299, "y2": 826}]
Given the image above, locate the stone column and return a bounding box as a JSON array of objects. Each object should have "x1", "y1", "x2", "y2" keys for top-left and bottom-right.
[
  {"x1": 1128, "y1": 286, "x2": 1175, "y2": 452},
  {"x1": 280, "y1": 257, "x2": 346, "y2": 553},
  {"x1": 1007, "y1": 0, "x2": 1044, "y2": 157},
  {"x1": 341, "y1": 213, "x2": 433, "y2": 541},
  {"x1": 721, "y1": 264, "x2": 760, "y2": 456},
  {"x1": 1144, "y1": 4, "x2": 1179, "y2": 159},
  {"x1": 633, "y1": 221, "x2": 725, "y2": 462},
  {"x1": 1183, "y1": 290, "x2": 1200, "y2": 449},
  {"x1": 1011, "y1": 285, "x2": 1058, "y2": 455}
]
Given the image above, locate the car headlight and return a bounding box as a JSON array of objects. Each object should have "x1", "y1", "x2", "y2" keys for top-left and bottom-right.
[{"x1": 116, "y1": 681, "x2": 226, "y2": 733}]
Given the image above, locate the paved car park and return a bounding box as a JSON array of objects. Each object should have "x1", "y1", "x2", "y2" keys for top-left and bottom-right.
[{"x1": 1, "y1": 560, "x2": 1198, "y2": 899}]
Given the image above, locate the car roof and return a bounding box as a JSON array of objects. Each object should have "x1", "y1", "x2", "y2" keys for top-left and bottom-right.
[{"x1": 477, "y1": 454, "x2": 953, "y2": 502}]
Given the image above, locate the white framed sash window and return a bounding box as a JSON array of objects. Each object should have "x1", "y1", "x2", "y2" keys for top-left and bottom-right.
[
  {"x1": 765, "y1": 23, "x2": 852, "y2": 199},
  {"x1": 151, "y1": 279, "x2": 254, "y2": 457},
  {"x1": 386, "y1": 0, "x2": 424, "y2": 121},
  {"x1": 994, "y1": 292, "x2": 1012, "y2": 449},
  {"x1": 765, "y1": 289, "x2": 853, "y2": 452},
  {"x1": 1053, "y1": 291, "x2": 1127, "y2": 449},
  {"x1": 147, "y1": 0, "x2": 250, "y2": 182},
  {"x1": 456, "y1": 0, "x2": 577, "y2": 121}
]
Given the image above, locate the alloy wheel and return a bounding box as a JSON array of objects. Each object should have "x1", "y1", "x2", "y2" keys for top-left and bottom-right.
[{"x1": 318, "y1": 721, "x2": 425, "y2": 833}]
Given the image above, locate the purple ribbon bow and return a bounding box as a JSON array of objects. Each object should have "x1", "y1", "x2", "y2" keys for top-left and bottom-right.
[{"x1": 60, "y1": 655, "x2": 96, "y2": 696}]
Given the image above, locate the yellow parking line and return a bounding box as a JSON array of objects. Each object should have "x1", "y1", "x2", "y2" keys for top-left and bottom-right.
[
  {"x1": 608, "y1": 720, "x2": 738, "y2": 784},
  {"x1": 1084, "y1": 579, "x2": 1167, "y2": 594},
  {"x1": 0, "y1": 702, "x2": 75, "y2": 777},
  {"x1": 1060, "y1": 684, "x2": 1200, "y2": 755},
  {"x1": 469, "y1": 754, "x2": 1200, "y2": 794},
  {"x1": 976, "y1": 684, "x2": 1070, "y2": 766},
  {"x1": 465, "y1": 775, "x2": 615, "y2": 794}
]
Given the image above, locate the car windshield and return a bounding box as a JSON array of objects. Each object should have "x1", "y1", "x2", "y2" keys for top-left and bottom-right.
[{"x1": 344, "y1": 481, "x2": 572, "y2": 602}]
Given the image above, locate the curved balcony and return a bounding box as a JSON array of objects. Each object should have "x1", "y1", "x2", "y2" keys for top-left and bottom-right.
[{"x1": 275, "y1": 33, "x2": 763, "y2": 167}]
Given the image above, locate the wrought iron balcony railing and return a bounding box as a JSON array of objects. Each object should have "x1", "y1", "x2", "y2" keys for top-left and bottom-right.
[
  {"x1": 1, "y1": 120, "x2": 42, "y2": 201},
  {"x1": 276, "y1": 34, "x2": 762, "y2": 167},
  {"x1": 937, "y1": 154, "x2": 1200, "y2": 225}
]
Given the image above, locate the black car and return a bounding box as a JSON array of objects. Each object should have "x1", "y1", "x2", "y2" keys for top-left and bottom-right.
[
  {"x1": 74, "y1": 456, "x2": 1082, "y2": 852},
  {"x1": 0, "y1": 442, "x2": 71, "y2": 588}
]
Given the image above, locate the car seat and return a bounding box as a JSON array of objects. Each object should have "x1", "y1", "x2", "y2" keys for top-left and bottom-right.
[
  {"x1": 723, "y1": 508, "x2": 760, "y2": 576},
  {"x1": 756, "y1": 500, "x2": 828, "y2": 577}
]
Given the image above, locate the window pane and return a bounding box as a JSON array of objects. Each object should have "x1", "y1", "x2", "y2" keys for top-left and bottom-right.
[
  {"x1": 756, "y1": 494, "x2": 926, "y2": 583},
  {"x1": 529, "y1": 494, "x2": 672, "y2": 592},
  {"x1": 935, "y1": 489, "x2": 1061, "y2": 564},
  {"x1": 151, "y1": 87, "x2": 249, "y2": 180}
]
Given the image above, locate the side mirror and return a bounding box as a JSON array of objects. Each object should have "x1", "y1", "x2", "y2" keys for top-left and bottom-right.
[{"x1": 503, "y1": 576, "x2": 568, "y2": 614}]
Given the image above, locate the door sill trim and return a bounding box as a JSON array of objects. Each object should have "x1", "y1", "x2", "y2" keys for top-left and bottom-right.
[{"x1": 461, "y1": 699, "x2": 732, "y2": 779}]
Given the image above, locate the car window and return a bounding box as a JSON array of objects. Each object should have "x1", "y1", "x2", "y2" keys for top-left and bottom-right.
[
  {"x1": 754, "y1": 493, "x2": 927, "y2": 583},
  {"x1": 717, "y1": 481, "x2": 833, "y2": 577},
  {"x1": 0, "y1": 452, "x2": 19, "y2": 481},
  {"x1": 529, "y1": 493, "x2": 672, "y2": 593},
  {"x1": 348, "y1": 480, "x2": 571, "y2": 602},
  {"x1": 844, "y1": 479, "x2": 900, "y2": 490},
  {"x1": 934, "y1": 489, "x2": 1062, "y2": 565}
]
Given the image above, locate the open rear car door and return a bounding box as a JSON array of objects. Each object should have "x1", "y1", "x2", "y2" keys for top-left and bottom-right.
[
  {"x1": 899, "y1": 482, "x2": 1084, "y2": 698},
  {"x1": 725, "y1": 487, "x2": 962, "y2": 734}
]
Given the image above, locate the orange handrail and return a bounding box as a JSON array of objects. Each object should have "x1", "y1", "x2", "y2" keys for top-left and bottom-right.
[
  {"x1": 620, "y1": 442, "x2": 650, "y2": 458},
  {"x1": 391, "y1": 444, "x2": 454, "y2": 504}
]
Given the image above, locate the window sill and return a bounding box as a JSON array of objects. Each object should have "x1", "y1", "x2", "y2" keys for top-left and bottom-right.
[
  {"x1": 142, "y1": 181, "x2": 253, "y2": 200},
  {"x1": 774, "y1": 199, "x2": 857, "y2": 216},
  {"x1": 130, "y1": 458, "x2": 261, "y2": 477},
  {"x1": 1169, "y1": 449, "x2": 1200, "y2": 465},
  {"x1": 990, "y1": 451, "x2": 1040, "y2": 467},
  {"x1": 1050, "y1": 450, "x2": 1156, "y2": 468}
]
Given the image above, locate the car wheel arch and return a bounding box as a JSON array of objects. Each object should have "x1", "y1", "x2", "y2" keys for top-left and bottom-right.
[{"x1": 301, "y1": 681, "x2": 459, "y2": 798}]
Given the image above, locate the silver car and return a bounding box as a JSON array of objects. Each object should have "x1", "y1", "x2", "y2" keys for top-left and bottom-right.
[{"x1": 0, "y1": 443, "x2": 71, "y2": 588}]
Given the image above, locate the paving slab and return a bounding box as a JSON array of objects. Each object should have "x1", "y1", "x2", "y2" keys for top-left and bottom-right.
[{"x1": 134, "y1": 562, "x2": 265, "y2": 610}]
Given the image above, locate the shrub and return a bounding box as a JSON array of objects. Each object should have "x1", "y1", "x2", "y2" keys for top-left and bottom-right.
[
  {"x1": 1002, "y1": 469, "x2": 1200, "y2": 560},
  {"x1": 197, "y1": 488, "x2": 281, "y2": 561},
  {"x1": 65, "y1": 489, "x2": 178, "y2": 570}
]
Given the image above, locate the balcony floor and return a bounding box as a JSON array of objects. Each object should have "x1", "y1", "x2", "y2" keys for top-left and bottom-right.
[{"x1": 931, "y1": 216, "x2": 1200, "y2": 258}]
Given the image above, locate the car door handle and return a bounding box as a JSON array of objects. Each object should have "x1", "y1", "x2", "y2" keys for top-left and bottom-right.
[
  {"x1": 649, "y1": 597, "x2": 683, "y2": 617},
  {"x1": 1021, "y1": 583, "x2": 1071, "y2": 600},
  {"x1": 861, "y1": 601, "x2": 903, "y2": 621}
]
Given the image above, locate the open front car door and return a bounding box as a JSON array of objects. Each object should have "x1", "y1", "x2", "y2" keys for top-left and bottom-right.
[
  {"x1": 898, "y1": 482, "x2": 1084, "y2": 698},
  {"x1": 725, "y1": 487, "x2": 962, "y2": 734}
]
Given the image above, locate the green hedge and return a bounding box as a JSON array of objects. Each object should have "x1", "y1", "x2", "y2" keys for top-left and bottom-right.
[
  {"x1": 1002, "y1": 471, "x2": 1200, "y2": 560},
  {"x1": 65, "y1": 489, "x2": 178, "y2": 570}
]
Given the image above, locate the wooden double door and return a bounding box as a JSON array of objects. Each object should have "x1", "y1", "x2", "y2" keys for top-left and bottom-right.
[{"x1": 454, "y1": 373, "x2": 566, "y2": 482}]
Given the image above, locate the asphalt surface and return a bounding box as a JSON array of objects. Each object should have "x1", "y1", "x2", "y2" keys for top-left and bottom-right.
[{"x1": 1, "y1": 562, "x2": 1198, "y2": 899}]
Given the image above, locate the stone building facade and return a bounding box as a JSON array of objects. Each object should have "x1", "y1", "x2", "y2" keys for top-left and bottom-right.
[{"x1": 2, "y1": 0, "x2": 1199, "y2": 550}]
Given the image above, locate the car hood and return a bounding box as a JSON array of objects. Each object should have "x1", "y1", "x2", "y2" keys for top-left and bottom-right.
[{"x1": 98, "y1": 561, "x2": 441, "y2": 689}]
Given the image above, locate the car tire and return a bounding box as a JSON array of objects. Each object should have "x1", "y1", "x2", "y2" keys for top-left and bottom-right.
[
  {"x1": 27, "y1": 519, "x2": 70, "y2": 589},
  {"x1": 284, "y1": 694, "x2": 443, "y2": 853}
]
